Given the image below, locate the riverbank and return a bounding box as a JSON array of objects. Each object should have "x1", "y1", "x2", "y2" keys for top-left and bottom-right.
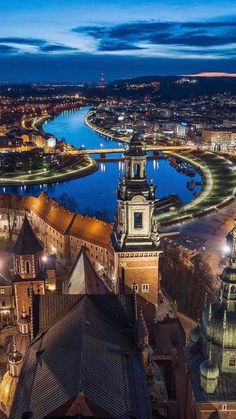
[
  {"x1": 158, "y1": 150, "x2": 236, "y2": 226},
  {"x1": 85, "y1": 109, "x2": 130, "y2": 143},
  {"x1": 0, "y1": 156, "x2": 97, "y2": 186}
]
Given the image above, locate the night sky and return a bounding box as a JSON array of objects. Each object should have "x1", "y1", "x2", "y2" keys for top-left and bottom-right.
[{"x1": 0, "y1": 0, "x2": 236, "y2": 82}]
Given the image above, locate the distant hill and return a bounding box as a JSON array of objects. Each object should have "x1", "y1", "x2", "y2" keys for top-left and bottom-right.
[{"x1": 109, "y1": 75, "x2": 236, "y2": 100}]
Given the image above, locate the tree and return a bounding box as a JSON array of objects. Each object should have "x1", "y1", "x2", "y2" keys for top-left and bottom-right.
[
  {"x1": 160, "y1": 243, "x2": 214, "y2": 320},
  {"x1": 0, "y1": 195, "x2": 20, "y2": 244},
  {"x1": 57, "y1": 192, "x2": 78, "y2": 212}
]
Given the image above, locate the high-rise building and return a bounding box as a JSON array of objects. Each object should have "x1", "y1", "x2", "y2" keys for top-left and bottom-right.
[{"x1": 113, "y1": 133, "x2": 161, "y2": 307}]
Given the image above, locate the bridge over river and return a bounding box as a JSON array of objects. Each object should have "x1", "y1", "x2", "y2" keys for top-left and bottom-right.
[{"x1": 65, "y1": 144, "x2": 194, "y2": 156}]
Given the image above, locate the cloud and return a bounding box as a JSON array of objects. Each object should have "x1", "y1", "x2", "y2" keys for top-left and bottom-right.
[
  {"x1": 182, "y1": 21, "x2": 236, "y2": 28},
  {"x1": 0, "y1": 37, "x2": 45, "y2": 46},
  {"x1": 0, "y1": 44, "x2": 19, "y2": 54},
  {"x1": 40, "y1": 44, "x2": 78, "y2": 52},
  {"x1": 0, "y1": 37, "x2": 79, "y2": 54},
  {"x1": 73, "y1": 19, "x2": 236, "y2": 55},
  {"x1": 98, "y1": 41, "x2": 145, "y2": 51}
]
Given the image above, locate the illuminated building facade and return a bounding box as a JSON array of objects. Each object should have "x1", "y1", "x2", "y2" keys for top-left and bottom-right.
[{"x1": 113, "y1": 134, "x2": 161, "y2": 307}]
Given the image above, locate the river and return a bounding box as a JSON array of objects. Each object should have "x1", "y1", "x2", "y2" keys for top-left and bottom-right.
[{"x1": 0, "y1": 106, "x2": 202, "y2": 221}]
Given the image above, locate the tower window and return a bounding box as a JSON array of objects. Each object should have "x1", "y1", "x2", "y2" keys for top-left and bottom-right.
[
  {"x1": 25, "y1": 261, "x2": 30, "y2": 274},
  {"x1": 134, "y1": 212, "x2": 143, "y2": 229},
  {"x1": 134, "y1": 163, "x2": 140, "y2": 178},
  {"x1": 229, "y1": 358, "x2": 236, "y2": 366},
  {"x1": 142, "y1": 284, "x2": 150, "y2": 293}
]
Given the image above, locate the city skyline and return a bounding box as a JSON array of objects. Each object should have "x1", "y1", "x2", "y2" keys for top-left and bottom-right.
[{"x1": 0, "y1": 0, "x2": 236, "y2": 82}]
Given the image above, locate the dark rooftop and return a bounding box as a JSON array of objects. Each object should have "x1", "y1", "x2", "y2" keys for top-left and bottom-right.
[
  {"x1": 11, "y1": 215, "x2": 43, "y2": 255},
  {"x1": 10, "y1": 294, "x2": 151, "y2": 419},
  {"x1": 185, "y1": 344, "x2": 236, "y2": 403}
]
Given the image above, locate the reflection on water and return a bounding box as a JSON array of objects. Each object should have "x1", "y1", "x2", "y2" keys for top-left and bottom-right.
[{"x1": 0, "y1": 106, "x2": 202, "y2": 221}]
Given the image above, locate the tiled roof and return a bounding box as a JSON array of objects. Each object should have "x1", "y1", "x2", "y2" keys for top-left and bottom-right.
[
  {"x1": 11, "y1": 216, "x2": 43, "y2": 255},
  {"x1": 69, "y1": 213, "x2": 113, "y2": 248},
  {"x1": 0, "y1": 193, "x2": 113, "y2": 250},
  {"x1": 10, "y1": 294, "x2": 151, "y2": 419},
  {"x1": 63, "y1": 248, "x2": 108, "y2": 295},
  {"x1": 31, "y1": 193, "x2": 76, "y2": 235},
  {"x1": 185, "y1": 344, "x2": 236, "y2": 403},
  {"x1": 32, "y1": 294, "x2": 82, "y2": 338}
]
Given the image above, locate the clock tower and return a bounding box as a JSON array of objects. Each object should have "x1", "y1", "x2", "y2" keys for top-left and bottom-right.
[{"x1": 113, "y1": 134, "x2": 161, "y2": 306}]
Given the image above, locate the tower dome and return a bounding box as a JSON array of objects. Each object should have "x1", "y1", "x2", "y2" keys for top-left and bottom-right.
[
  {"x1": 0, "y1": 338, "x2": 23, "y2": 416},
  {"x1": 200, "y1": 353, "x2": 219, "y2": 394},
  {"x1": 200, "y1": 221, "x2": 236, "y2": 372}
]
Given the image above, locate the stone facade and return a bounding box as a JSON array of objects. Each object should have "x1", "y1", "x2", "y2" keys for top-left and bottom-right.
[{"x1": 113, "y1": 134, "x2": 161, "y2": 307}]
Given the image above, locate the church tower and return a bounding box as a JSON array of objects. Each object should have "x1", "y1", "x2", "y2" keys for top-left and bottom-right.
[
  {"x1": 12, "y1": 215, "x2": 45, "y2": 318},
  {"x1": 113, "y1": 134, "x2": 161, "y2": 306}
]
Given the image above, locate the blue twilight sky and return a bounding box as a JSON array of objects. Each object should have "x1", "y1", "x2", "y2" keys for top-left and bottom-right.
[{"x1": 0, "y1": 0, "x2": 236, "y2": 82}]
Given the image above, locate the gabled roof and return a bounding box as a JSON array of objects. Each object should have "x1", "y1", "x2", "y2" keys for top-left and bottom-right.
[
  {"x1": 10, "y1": 294, "x2": 151, "y2": 419},
  {"x1": 11, "y1": 215, "x2": 43, "y2": 255},
  {"x1": 63, "y1": 248, "x2": 108, "y2": 295}
]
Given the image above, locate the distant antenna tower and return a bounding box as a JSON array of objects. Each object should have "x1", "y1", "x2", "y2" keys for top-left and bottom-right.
[{"x1": 98, "y1": 73, "x2": 106, "y2": 89}]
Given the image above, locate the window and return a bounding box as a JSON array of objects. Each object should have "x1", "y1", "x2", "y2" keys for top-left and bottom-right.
[
  {"x1": 142, "y1": 284, "x2": 150, "y2": 293},
  {"x1": 134, "y1": 212, "x2": 143, "y2": 229},
  {"x1": 133, "y1": 284, "x2": 139, "y2": 292},
  {"x1": 0, "y1": 289, "x2": 4, "y2": 295},
  {"x1": 25, "y1": 261, "x2": 30, "y2": 274},
  {"x1": 229, "y1": 358, "x2": 236, "y2": 366},
  {"x1": 134, "y1": 163, "x2": 140, "y2": 178},
  {"x1": 16, "y1": 259, "x2": 20, "y2": 272},
  {"x1": 2, "y1": 301, "x2": 5, "y2": 307}
]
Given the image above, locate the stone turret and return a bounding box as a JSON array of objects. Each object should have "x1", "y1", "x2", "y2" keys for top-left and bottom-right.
[
  {"x1": 0, "y1": 337, "x2": 23, "y2": 416},
  {"x1": 18, "y1": 304, "x2": 30, "y2": 335},
  {"x1": 200, "y1": 348, "x2": 219, "y2": 394},
  {"x1": 12, "y1": 215, "x2": 45, "y2": 319},
  {"x1": 12, "y1": 215, "x2": 44, "y2": 280}
]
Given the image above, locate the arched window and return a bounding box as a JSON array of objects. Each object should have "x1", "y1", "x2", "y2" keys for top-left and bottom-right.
[
  {"x1": 133, "y1": 163, "x2": 140, "y2": 178},
  {"x1": 25, "y1": 261, "x2": 30, "y2": 274}
]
